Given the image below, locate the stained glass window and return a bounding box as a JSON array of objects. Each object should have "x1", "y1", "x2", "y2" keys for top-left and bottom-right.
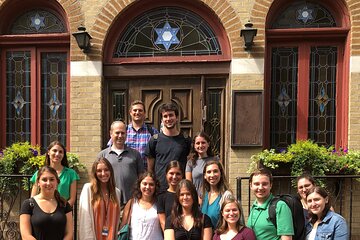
[
  {"x1": 308, "y1": 47, "x2": 337, "y2": 146},
  {"x1": 6, "y1": 51, "x2": 32, "y2": 145},
  {"x1": 112, "y1": 91, "x2": 126, "y2": 122},
  {"x1": 10, "y1": 10, "x2": 66, "y2": 34},
  {"x1": 270, "y1": 48, "x2": 298, "y2": 150},
  {"x1": 205, "y1": 88, "x2": 223, "y2": 156},
  {"x1": 41, "y1": 53, "x2": 67, "y2": 149},
  {"x1": 272, "y1": 1, "x2": 336, "y2": 29},
  {"x1": 113, "y1": 7, "x2": 221, "y2": 57}
]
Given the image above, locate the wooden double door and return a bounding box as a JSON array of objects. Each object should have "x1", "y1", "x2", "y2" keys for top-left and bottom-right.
[{"x1": 106, "y1": 76, "x2": 225, "y2": 156}]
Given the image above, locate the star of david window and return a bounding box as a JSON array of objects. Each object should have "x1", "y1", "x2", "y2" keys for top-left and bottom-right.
[
  {"x1": 113, "y1": 7, "x2": 221, "y2": 57},
  {"x1": 267, "y1": 1, "x2": 344, "y2": 150},
  {"x1": 9, "y1": 9, "x2": 66, "y2": 34},
  {"x1": 272, "y1": 1, "x2": 336, "y2": 29}
]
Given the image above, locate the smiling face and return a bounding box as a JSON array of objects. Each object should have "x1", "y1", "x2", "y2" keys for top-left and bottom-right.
[
  {"x1": 179, "y1": 186, "x2": 193, "y2": 209},
  {"x1": 166, "y1": 167, "x2": 182, "y2": 188},
  {"x1": 110, "y1": 122, "x2": 126, "y2": 149},
  {"x1": 297, "y1": 177, "x2": 315, "y2": 200},
  {"x1": 38, "y1": 170, "x2": 58, "y2": 194},
  {"x1": 140, "y1": 176, "x2": 156, "y2": 198},
  {"x1": 161, "y1": 110, "x2": 178, "y2": 130},
  {"x1": 130, "y1": 103, "x2": 145, "y2": 123},
  {"x1": 96, "y1": 162, "x2": 111, "y2": 184},
  {"x1": 194, "y1": 136, "x2": 209, "y2": 158},
  {"x1": 250, "y1": 174, "x2": 272, "y2": 203},
  {"x1": 307, "y1": 192, "x2": 328, "y2": 218},
  {"x1": 47, "y1": 144, "x2": 64, "y2": 165},
  {"x1": 222, "y1": 202, "x2": 240, "y2": 224},
  {"x1": 204, "y1": 163, "x2": 221, "y2": 186}
]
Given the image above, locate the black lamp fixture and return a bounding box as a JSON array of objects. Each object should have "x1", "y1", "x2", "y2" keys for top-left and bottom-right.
[
  {"x1": 240, "y1": 21, "x2": 257, "y2": 50},
  {"x1": 72, "y1": 26, "x2": 92, "y2": 53}
]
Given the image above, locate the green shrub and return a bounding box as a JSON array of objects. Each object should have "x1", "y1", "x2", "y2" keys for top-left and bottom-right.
[
  {"x1": 248, "y1": 140, "x2": 360, "y2": 180},
  {"x1": 0, "y1": 142, "x2": 86, "y2": 191}
]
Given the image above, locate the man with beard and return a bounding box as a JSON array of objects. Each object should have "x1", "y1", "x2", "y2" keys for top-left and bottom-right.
[
  {"x1": 98, "y1": 121, "x2": 144, "y2": 206},
  {"x1": 145, "y1": 103, "x2": 191, "y2": 190}
]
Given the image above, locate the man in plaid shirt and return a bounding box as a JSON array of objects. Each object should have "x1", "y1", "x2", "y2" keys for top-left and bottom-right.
[{"x1": 125, "y1": 100, "x2": 159, "y2": 169}]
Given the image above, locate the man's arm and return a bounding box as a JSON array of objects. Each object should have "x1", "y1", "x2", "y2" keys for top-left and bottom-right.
[
  {"x1": 280, "y1": 236, "x2": 292, "y2": 240},
  {"x1": 147, "y1": 157, "x2": 155, "y2": 173}
]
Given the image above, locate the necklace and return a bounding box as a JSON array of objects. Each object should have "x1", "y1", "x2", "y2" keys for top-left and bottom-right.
[{"x1": 39, "y1": 195, "x2": 55, "y2": 201}]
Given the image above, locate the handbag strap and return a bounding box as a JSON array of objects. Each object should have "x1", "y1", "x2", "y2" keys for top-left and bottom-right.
[{"x1": 126, "y1": 198, "x2": 133, "y2": 225}]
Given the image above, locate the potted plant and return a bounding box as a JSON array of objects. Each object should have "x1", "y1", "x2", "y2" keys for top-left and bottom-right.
[{"x1": 248, "y1": 140, "x2": 360, "y2": 178}]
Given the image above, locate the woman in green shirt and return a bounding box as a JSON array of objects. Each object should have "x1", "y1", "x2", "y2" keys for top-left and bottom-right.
[{"x1": 31, "y1": 141, "x2": 80, "y2": 207}]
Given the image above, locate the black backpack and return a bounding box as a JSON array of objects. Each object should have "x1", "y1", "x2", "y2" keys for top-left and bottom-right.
[
  {"x1": 268, "y1": 194, "x2": 306, "y2": 240},
  {"x1": 146, "y1": 124, "x2": 155, "y2": 136}
]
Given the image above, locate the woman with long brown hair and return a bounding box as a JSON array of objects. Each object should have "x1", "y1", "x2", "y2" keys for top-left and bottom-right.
[
  {"x1": 164, "y1": 179, "x2": 212, "y2": 240},
  {"x1": 20, "y1": 166, "x2": 73, "y2": 240},
  {"x1": 201, "y1": 160, "x2": 231, "y2": 229},
  {"x1": 120, "y1": 171, "x2": 163, "y2": 239},
  {"x1": 157, "y1": 160, "x2": 183, "y2": 231},
  {"x1": 79, "y1": 157, "x2": 121, "y2": 240},
  {"x1": 185, "y1": 132, "x2": 218, "y2": 197},
  {"x1": 31, "y1": 141, "x2": 79, "y2": 207}
]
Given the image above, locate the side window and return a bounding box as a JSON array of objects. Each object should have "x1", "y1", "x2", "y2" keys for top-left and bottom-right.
[{"x1": 267, "y1": 1, "x2": 347, "y2": 149}]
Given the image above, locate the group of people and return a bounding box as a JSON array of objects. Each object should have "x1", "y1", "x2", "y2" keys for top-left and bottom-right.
[
  {"x1": 248, "y1": 168, "x2": 349, "y2": 240},
  {"x1": 19, "y1": 100, "x2": 349, "y2": 240}
]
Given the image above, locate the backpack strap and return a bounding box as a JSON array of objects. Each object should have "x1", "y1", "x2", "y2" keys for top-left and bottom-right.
[
  {"x1": 146, "y1": 124, "x2": 154, "y2": 136},
  {"x1": 268, "y1": 196, "x2": 280, "y2": 228}
]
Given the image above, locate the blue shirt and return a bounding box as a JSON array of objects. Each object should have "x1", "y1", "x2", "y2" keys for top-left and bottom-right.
[
  {"x1": 306, "y1": 210, "x2": 348, "y2": 240},
  {"x1": 201, "y1": 191, "x2": 220, "y2": 228},
  {"x1": 125, "y1": 123, "x2": 158, "y2": 170}
]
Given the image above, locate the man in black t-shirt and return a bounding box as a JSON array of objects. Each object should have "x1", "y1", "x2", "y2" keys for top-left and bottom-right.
[{"x1": 145, "y1": 103, "x2": 191, "y2": 190}]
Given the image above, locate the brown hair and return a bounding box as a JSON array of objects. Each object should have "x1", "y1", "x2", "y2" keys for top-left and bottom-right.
[
  {"x1": 215, "y1": 195, "x2": 245, "y2": 234},
  {"x1": 188, "y1": 132, "x2": 215, "y2": 166},
  {"x1": 159, "y1": 102, "x2": 179, "y2": 117},
  {"x1": 44, "y1": 141, "x2": 69, "y2": 167},
  {"x1": 171, "y1": 180, "x2": 202, "y2": 229},
  {"x1": 166, "y1": 160, "x2": 183, "y2": 175},
  {"x1": 129, "y1": 100, "x2": 146, "y2": 112},
  {"x1": 90, "y1": 157, "x2": 119, "y2": 206},
  {"x1": 296, "y1": 173, "x2": 316, "y2": 187},
  {"x1": 36, "y1": 166, "x2": 67, "y2": 207},
  {"x1": 132, "y1": 171, "x2": 160, "y2": 200},
  {"x1": 306, "y1": 186, "x2": 331, "y2": 223},
  {"x1": 249, "y1": 168, "x2": 273, "y2": 185},
  {"x1": 202, "y1": 160, "x2": 229, "y2": 197}
]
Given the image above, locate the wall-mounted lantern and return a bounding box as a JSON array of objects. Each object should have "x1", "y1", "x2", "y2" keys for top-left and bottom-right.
[
  {"x1": 240, "y1": 21, "x2": 257, "y2": 50},
  {"x1": 72, "y1": 26, "x2": 92, "y2": 53}
]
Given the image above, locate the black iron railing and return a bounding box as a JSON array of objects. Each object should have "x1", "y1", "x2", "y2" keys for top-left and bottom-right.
[
  {"x1": 0, "y1": 175, "x2": 78, "y2": 240},
  {"x1": 236, "y1": 175, "x2": 360, "y2": 240}
]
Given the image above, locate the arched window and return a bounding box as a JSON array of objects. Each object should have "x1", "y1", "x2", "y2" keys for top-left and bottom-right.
[
  {"x1": 265, "y1": 0, "x2": 349, "y2": 150},
  {"x1": 113, "y1": 7, "x2": 221, "y2": 58},
  {"x1": 1, "y1": 7, "x2": 69, "y2": 150}
]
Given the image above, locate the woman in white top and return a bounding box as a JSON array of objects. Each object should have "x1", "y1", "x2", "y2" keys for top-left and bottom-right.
[{"x1": 121, "y1": 171, "x2": 163, "y2": 240}]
